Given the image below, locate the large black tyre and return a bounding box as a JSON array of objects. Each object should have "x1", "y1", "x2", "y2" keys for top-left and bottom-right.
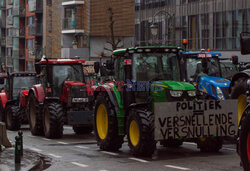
[
  {"x1": 73, "y1": 125, "x2": 93, "y2": 134},
  {"x1": 0, "y1": 102, "x2": 4, "y2": 122},
  {"x1": 197, "y1": 137, "x2": 223, "y2": 152},
  {"x1": 27, "y1": 93, "x2": 43, "y2": 135},
  {"x1": 238, "y1": 107, "x2": 250, "y2": 171},
  {"x1": 160, "y1": 139, "x2": 183, "y2": 148},
  {"x1": 5, "y1": 105, "x2": 20, "y2": 131},
  {"x1": 94, "y1": 92, "x2": 124, "y2": 151},
  {"x1": 127, "y1": 109, "x2": 156, "y2": 157},
  {"x1": 43, "y1": 102, "x2": 64, "y2": 139}
]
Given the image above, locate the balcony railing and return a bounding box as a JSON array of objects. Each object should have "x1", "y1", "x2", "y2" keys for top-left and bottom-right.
[
  {"x1": 13, "y1": 49, "x2": 25, "y2": 59},
  {"x1": 7, "y1": 0, "x2": 13, "y2": 5},
  {"x1": 6, "y1": 37, "x2": 13, "y2": 46},
  {"x1": 1, "y1": 37, "x2": 6, "y2": 46},
  {"x1": 13, "y1": 5, "x2": 26, "y2": 17},
  {"x1": 28, "y1": 0, "x2": 43, "y2": 13},
  {"x1": 7, "y1": 16, "x2": 13, "y2": 25},
  {"x1": 62, "y1": 17, "x2": 84, "y2": 30},
  {"x1": 12, "y1": 28, "x2": 25, "y2": 37},
  {"x1": 28, "y1": 23, "x2": 43, "y2": 36}
]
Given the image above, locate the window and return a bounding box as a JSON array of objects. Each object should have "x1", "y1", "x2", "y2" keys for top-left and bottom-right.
[
  {"x1": 27, "y1": 39, "x2": 34, "y2": 49},
  {"x1": 7, "y1": 28, "x2": 12, "y2": 36},
  {"x1": 7, "y1": 8, "x2": 12, "y2": 16},
  {"x1": 27, "y1": 16, "x2": 34, "y2": 25},
  {"x1": 7, "y1": 48, "x2": 12, "y2": 56},
  {"x1": 65, "y1": 7, "x2": 75, "y2": 18}
]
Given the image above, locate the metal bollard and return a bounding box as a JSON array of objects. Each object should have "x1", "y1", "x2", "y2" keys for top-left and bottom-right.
[
  {"x1": 15, "y1": 136, "x2": 21, "y2": 164},
  {"x1": 18, "y1": 131, "x2": 23, "y2": 156}
]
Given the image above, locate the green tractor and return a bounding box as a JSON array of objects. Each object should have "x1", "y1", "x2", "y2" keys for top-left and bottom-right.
[{"x1": 92, "y1": 46, "x2": 237, "y2": 156}]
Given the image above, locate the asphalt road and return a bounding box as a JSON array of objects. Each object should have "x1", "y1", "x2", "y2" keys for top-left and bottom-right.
[{"x1": 6, "y1": 125, "x2": 242, "y2": 171}]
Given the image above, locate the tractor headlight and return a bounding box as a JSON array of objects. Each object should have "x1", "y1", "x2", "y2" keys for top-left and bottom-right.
[
  {"x1": 170, "y1": 90, "x2": 183, "y2": 97},
  {"x1": 188, "y1": 90, "x2": 196, "y2": 97},
  {"x1": 216, "y1": 87, "x2": 225, "y2": 100}
]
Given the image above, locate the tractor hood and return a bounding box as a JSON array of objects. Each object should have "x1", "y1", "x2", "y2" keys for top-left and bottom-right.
[
  {"x1": 64, "y1": 81, "x2": 85, "y2": 88},
  {"x1": 199, "y1": 76, "x2": 230, "y2": 88},
  {"x1": 152, "y1": 81, "x2": 195, "y2": 91},
  {"x1": 21, "y1": 90, "x2": 29, "y2": 97}
]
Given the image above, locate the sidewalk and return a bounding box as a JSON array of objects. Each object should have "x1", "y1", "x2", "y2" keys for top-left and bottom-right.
[{"x1": 0, "y1": 147, "x2": 51, "y2": 171}]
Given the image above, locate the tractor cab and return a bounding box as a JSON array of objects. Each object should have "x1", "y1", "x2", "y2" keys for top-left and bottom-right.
[{"x1": 182, "y1": 51, "x2": 231, "y2": 100}]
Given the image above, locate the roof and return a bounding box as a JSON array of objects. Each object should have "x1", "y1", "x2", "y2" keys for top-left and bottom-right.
[
  {"x1": 10, "y1": 72, "x2": 36, "y2": 77},
  {"x1": 113, "y1": 46, "x2": 182, "y2": 55},
  {"x1": 39, "y1": 58, "x2": 85, "y2": 65},
  {"x1": 183, "y1": 51, "x2": 222, "y2": 57}
]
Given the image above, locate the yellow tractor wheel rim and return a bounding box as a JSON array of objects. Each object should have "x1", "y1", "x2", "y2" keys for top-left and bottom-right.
[
  {"x1": 238, "y1": 94, "x2": 247, "y2": 125},
  {"x1": 96, "y1": 104, "x2": 108, "y2": 140},
  {"x1": 129, "y1": 120, "x2": 140, "y2": 147}
]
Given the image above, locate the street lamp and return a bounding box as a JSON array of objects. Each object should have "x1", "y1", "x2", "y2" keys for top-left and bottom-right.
[{"x1": 150, "y1": 9, "x2": 175, "y2": 45}]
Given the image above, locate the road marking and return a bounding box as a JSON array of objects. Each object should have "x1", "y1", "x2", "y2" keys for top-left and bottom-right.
[
  {"x1": 48, "y1": 153, "x2": 62, "y2": 158},
  {"x1": 99, "y1": 170, "x2": 109, "y2": 171},
  {"x1": 129, "y1": 157, "x2": 149, "y2": 163},
  {"x1": 57, "y1": 141, "x2": 68, "y2": 145},
  {"x1": 28, "y1": 135, "x2": 36, "y2": 138},
  {"x1": 165, "y1": 165, "x2": 191, "y2": 170},
  {"x1": 75, "y1": 145, "x2": 89, "y2": 149},
  {"x1": 71, "y1": 162, "x2": 88, "y2": 168},
  {"x1": 101, "y1": 151, "x2": 119, "y2": 156},
  {"x1": 223, "y1": 147, "x2": 236, "y2": 151},
  {"x1": 184, "y1": 142, "x2": 196, "y2": 146},
  {"x1": 27, "y1": 147, "x2": 42, "y2": 152},
  {"x1": 42, "y1": 138, "x2": 51, "y2": 141},
  {"x1": 64, "y1": 126, "x2": 72, "y2": 130}
]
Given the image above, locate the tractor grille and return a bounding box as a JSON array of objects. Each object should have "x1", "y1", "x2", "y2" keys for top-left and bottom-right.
[
  {"x1": 70, "y1": 85, "x2": 87, "y2": 98},
  {"x1": 221, "y1": 87, "x2": 229, "y2": 99}
]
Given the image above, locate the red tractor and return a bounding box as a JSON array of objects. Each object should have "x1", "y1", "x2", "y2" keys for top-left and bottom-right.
[
  {"x1": 0, "y1": 72, "x2": 37, "y2": 130},
  {"x1": 27, "y1": 58, "x2": 94, "y2": 139}
]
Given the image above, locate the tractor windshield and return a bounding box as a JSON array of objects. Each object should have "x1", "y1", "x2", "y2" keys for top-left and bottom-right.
[
  {"x1": 132, "y1": 53, "x2": 180, "y2": 81},
  {"x1": 186, "y1": 57, "x2": 220, "y2": 82},
  {"x1": 220, "y1": 62, "x2": 238, "y2": 80},
  {"x1": 52, "y1": 64, "x2": 83, "y2": 96},
  {"x1": 13, "y1": 76, "x2": 36, "y2": 97}
]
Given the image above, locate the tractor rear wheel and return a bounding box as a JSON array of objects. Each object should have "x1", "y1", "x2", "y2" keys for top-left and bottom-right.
[
  {"x1": 197, "y1": 137, "x2": 223, "y2": 152},
  {"x1": 160, "y1": 139, "x2": 183, "y2": 148},
  {"x1": 28, "y1": 93, "x2": 43, "y2": 135},
  {"x1": 238, "y1": 106, "x2": 250, "y2": 171},
  {"x1": 94, "y1": 93, "x2": 124, "y2": 151},
  {"x1": 230, "y1": 77, "x2": 247, "y2": 125},
  {"x1": 5, "y1": 105, "x2": 20, "y2": 131},
  {"x1": 73, "y1": 125, "x2": 93, "y2": 134},
  {"x1": 127, "y1": 109, "x2": 156, "y2": 157},
  {"x1": 43, "y1": 102, "x2": 64, "y2": 139}
]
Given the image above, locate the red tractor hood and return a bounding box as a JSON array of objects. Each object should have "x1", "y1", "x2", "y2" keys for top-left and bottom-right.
[
  {"x1": 21, "y1": 90, "x2": 29, "y2": 97},
  {"x1": 64, "y1": 81, "x2": 85, "y2": 88}
]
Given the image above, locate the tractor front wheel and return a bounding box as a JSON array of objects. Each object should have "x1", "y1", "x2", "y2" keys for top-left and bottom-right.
[
  {"x1": 94, "y1": 93, "x2": 124, "y2": 151},
  {"x1": 28, "y1": 93, "x2": 43, "y2": 135},
  {"x1": 73, "y1": 125, "x2": 93, "y2": 134},
  {"x1": 197, "y1": 137, "x2": 223, "y2": 152},
  {"x1": 5, "y1": 105, "x2": 20, "y2": 131},
  {"x1": 127, "y1": 109, "x2": 156, "y2": 157},
  {"x1": 43, "y1": 102, "x2": 64, "y2": 139},
  {"x1": 238, "y1": 106, "x2": 250, "y2": 171}
]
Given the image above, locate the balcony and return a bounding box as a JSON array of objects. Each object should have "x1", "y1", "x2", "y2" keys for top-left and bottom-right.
[
  {"x1": 28, "y1": 23, "x2": 43, "y2": 36},
  {"x1": 28, "y1": 0, "x2": 43, "y2": 13},
  {"x1": 6, "y1": 37, "x2": 13, "y2": 46},
  {"x1": 7, "y1": 0, "x2": 13, "y2": 5},
  {"x1": 12, "y1": 49, "x2": 25, "y2": 59},
  {"x1": 62, "y1": 17, "x2": 84, "y2": 34},
  {"x1": 12, "y1": 27, "x2": 25, "y2": 37},
  {"x1": 13, "y1": 5, "x2": 26, "y2": 17},
  {"x1": 0, "y1": 1, "x2": 5, "y2": 8},
  {"x1": 1, "y1": 37, "x2": 6, "y2": 46},
  {"x1": 7, "y1": 16, "x2": 13, "y2": 25},
  {"x1": 28, "y1": 47, "x2": 43, "y2": 59},
  {"x1": 62, "y1": 0, "x2": 84, "y2": 6}
]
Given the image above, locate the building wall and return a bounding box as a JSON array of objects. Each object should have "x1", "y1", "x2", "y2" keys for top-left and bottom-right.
[{"x1": 44, "y1": 0, "x2": 61, "y2": 58}]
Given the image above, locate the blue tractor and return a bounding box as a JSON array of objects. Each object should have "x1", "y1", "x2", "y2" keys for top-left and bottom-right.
[{"x1": 182, "y1": 51, "x2": 236, "y2": 100}]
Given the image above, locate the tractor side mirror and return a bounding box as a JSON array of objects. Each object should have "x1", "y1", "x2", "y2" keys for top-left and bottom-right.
[
  {"x1": 0, "y1": 78, "x2": 4, "y2": 84},
  {"x1": 94, "y1": 62, "x2": 100, "y2": 74},
  {"x1": 35, "y1": 63, "x2": 41, "y2": 74},
  {"x1": 106, "y1": 60, "x2": 114, "y2": 70},
  {"x1": 240, "y1": 32, "x2": 250, "y2": 55},
  {"x1": 232, "y1": 55, "x2": 239, "y2": 65}
]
